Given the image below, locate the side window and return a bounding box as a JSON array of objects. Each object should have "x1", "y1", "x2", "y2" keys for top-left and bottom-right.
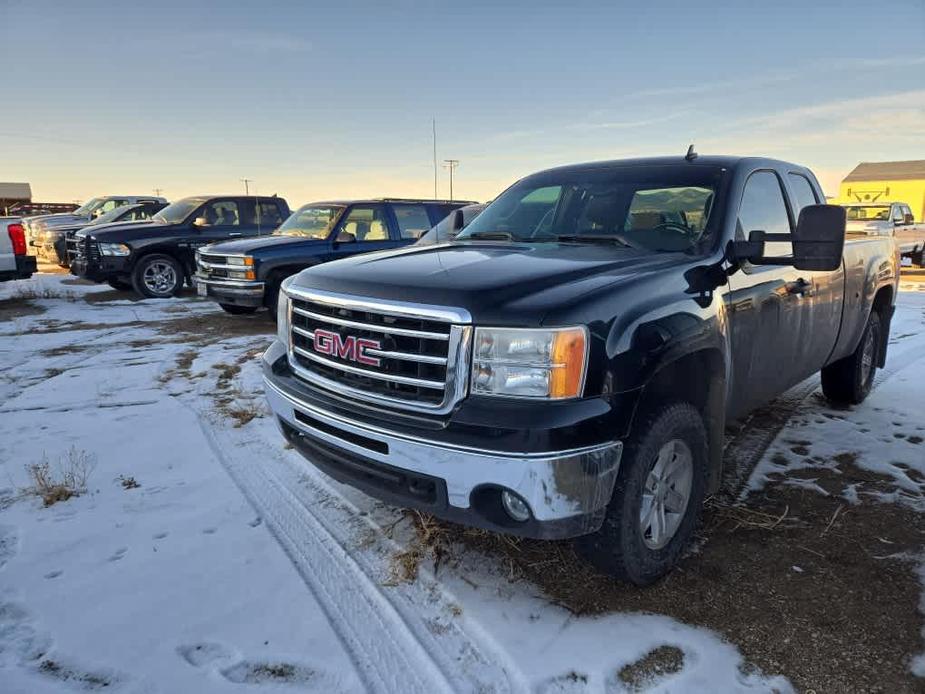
[
  {"x1": 336, "y1": 205, "x2": 389, "y2": 243},
  {"x1": 201, "y1": 201, "x2": 240, "y2": 227},
  {"x1": 255, "y1": 201, "x2": 284, "y2": 228},
  {"x1": 97, "y1": 199, "x2": 125, "y2": 215},
  {"x1": 737, "y1": 171, "x2": 792, "y2": 258},
  {"x1": 903, "y1": 205, "x2": 915, "y2": 223},
  {"x1": 892, "y1": 205, "x2": 905, "y2": 224},
  {"x1": 787, "y1": 173, "x2": 819, "y2": 217},
  {"x1": 392, "y1": 204, "x2": 432, "y2": 239}
]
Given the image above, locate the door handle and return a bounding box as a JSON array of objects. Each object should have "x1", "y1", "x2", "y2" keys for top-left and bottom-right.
[
  {"x1": 785, "y1": 278, "x2": 812, "y2": 296},
  {"x1": 228, "y1": 232, "x2": 243, "y2": 237}
]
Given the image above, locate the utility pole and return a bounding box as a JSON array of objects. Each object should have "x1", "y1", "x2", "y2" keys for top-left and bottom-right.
[
  {"x1": 432, "y1": 118, "x2": 438, "y2": 200},
  {"x1": 153, "y1": 187, "x2": 163, "y2": 197},
  {"x1": 442, "y1": 159, "x2": 459, "y2": 201},
  {"x1": 240, "y1": 178, "x2": 253, "y2": 195}
]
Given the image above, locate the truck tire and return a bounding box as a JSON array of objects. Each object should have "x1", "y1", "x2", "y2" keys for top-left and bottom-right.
[
  {"x1": 107, "y1": 277, "x2": 132, "y2": 291},
  {"x1": 264, "y1": 275, "x2": 283, "y2": 321},
  {"x1": 132, "y1": 254, "x2": 184, "y2": 298},
  {"x1": 821, "y1": 309, "x2": 881, "y2": 405},
  {"x1": 575, "y1": 402, "x2": 708, "y2": 585},
  {"x1": 219, "y1": 303, "x2": 258, "y2": 315}
]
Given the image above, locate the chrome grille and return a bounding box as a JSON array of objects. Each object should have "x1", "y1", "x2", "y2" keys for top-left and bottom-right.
[
  {"x1": 196, "y1": 252, "x2": 231, "y2": 279},
  {"x1": 285, "y1": 287, "x2": 472, "y2": 414}
]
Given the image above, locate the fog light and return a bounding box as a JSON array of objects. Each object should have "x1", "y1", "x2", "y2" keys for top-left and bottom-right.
[{"x1": 501, "y1": 490, "x2": 530, "y2": 522}]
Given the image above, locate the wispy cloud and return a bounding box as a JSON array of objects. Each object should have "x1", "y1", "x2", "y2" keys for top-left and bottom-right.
[{"x1": 161, "y1": 31, "x2": 312, "y2": 55}]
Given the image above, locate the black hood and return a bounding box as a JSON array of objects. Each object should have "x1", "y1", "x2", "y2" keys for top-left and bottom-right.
[
  {"x1": 85, "y1": 220, "x2": 171, "y2": 241},
  {"x1": 290, "y1": 242, "x2": 691, "y2": 325}
]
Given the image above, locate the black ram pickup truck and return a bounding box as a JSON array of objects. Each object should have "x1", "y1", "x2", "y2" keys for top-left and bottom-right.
[
  {"x1": 193, "y1": 198, "x2": 473, "y2": 315},
  {"x1": 69, "y1": 195, "x2": 290, "y2": 297},
  {"x1": 262, "y1": 155, "x2": 899, "y2": 585}
]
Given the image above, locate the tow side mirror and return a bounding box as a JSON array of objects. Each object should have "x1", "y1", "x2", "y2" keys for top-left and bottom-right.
[
  {"x1": 192, "y1": 217, "x2": 208, "y2": 227},
  {"x1": 731, "y1": 204, "x2": 845, "y2": 272}
]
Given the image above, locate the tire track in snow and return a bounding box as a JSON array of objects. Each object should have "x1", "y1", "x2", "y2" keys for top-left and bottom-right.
[{"x1": 193, "y1": 408, "x2": 523, "y2": 694}]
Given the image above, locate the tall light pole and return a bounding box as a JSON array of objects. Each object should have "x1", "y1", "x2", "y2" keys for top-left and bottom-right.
[
  {"x1": 240, "y1": 178, "x2": 253, "y2": 195},
  {"x1": 442, "y1": 160, "x2": 459, "y2": 201}
]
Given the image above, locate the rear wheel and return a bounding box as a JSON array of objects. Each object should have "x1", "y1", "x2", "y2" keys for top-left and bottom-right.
[
  {"x1": 107, "y1": 277, "x2": 133, "y2": 291},
  {"x1": 821, "y1": 310, "x2": 881, "y2": 405},
  {"x1": 132, "y1": 254, "x2": 184, "y2": 298},
  {"x1": 575, "y1": 402, "x2": 708, "y2": 585},
  {"x1": 219, "y1": 303, "x2": 258, "y2": 315}
]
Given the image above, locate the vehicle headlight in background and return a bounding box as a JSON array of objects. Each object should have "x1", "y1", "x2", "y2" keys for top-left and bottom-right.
[
  {"x1": 226, "y1": 256, "x2": 254, "y2": 267},
  {"x1": 471, "y1": 326, "x2": 588, "y2": 399},
  {"x1": 98, "y1": 243, "x2": 131, "y2": 256},
  {"x1": 276, "y1": 276, "x2": 294, "y2": 345}
]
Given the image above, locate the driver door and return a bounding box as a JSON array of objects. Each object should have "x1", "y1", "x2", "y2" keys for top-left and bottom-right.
[
  {"x1": 181, "y1": 199, "x2": 246, "y2": 268},
  {"x1": 725, "y1": 170, "x2": 809, "y2": 417}
]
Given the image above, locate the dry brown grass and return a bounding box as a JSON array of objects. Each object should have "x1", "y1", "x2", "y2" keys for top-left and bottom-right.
[
  {"x1": 12, "y1": 285, "x2": 79, "y2": 301},
  {"x1": 24, "y1": 447, "x2": 95, "y2": 507}
]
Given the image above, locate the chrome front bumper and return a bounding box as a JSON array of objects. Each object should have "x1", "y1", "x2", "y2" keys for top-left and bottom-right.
[{"x1": 264, "y1": 365, "x2": 623, "y2": 537}]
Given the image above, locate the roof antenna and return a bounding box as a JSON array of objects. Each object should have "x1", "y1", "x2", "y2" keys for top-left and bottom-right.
[{"x1": 685, "y1": 144, "x2": 698, "y2": 161}]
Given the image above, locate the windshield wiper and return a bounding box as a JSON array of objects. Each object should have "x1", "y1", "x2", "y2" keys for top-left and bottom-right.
[
  {"x1": 556, "y1": 234, "x2": 633, "y2": 248},
  {"x1": 464, "y1": 230, "x2": 514, "y2": 241}
]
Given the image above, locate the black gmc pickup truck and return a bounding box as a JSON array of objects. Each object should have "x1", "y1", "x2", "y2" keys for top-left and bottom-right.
[
  {"x1": 69, "y1": 195, "x2": 290, "y2": 297},
  {"x1": 262, "y1": 155, "x2": 898, "y2": 585},
  {"x1": 194, "y1": 198, "x2": 471, "y2": 316}
]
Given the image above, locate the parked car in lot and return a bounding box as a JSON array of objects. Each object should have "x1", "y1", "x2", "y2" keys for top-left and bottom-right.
[
  {"x1": 69, "y1": 195, "x2": 290, "y2": 297},
  {"x1": 841, "y1": 201, "x2": 925, "y2": 267},
  {"x1": 23, "y1": 195, "x2": 167, "y2": 246},
  {"x1": 0, "y1": 217, "x2": 36, "y2": 282},
  {"x1": 264, "y1": 154, "x2": 899, "y2": 585},
  {"x1": 415, "y1": 203, "x2": 487, "y2": 245},
  {"x1": 35, "y1": 201, "x2": 168, "y2": 267},
  {"x1": 195, "y1": 198, "x2": 473, "y2": 315}
]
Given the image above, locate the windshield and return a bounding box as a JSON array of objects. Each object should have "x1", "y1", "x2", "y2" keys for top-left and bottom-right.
[
  {"x1": 456, "y1": 165, "x2": 723, "y2": 252},
  {"x1": 153, "y1": 198, "x2": 204, "y2": 225},
  {"x1": 273, "y1": 205, "x2": 344, "y2": 239},
  {"x1": 73, "y1": 197, "x2": 103, "y2": 215},
  {"x1": 89, "y1": 205, "x2": 138, "y2": 226},
  {"x1": 845, "y1": 205, "x2": 891, "y2": 221}
]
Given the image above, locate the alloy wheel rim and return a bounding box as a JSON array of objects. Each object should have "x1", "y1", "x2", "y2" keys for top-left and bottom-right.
[
  {"x1": 143, "y1": 262, "x2": 176, "y2": 294},
  {"x1": 639, "y1": 438, "x2": 694, "y2": 550}
]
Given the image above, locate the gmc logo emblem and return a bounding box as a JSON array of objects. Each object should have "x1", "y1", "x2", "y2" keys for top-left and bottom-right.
[{"x1": 313, "y1": 328, "x2": 381, "y2": 367}]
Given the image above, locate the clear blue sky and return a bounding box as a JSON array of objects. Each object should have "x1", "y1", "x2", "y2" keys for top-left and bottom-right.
[{"x1": 1, "y1": 0, "x2": 923, "y2": 205}]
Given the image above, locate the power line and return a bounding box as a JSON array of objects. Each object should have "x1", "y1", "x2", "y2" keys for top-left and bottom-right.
[{"x1": 442, "y1": 160, "x2": 459, "y2": 201}]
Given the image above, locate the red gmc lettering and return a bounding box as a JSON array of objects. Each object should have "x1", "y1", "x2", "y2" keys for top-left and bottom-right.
[{"x1": 313, "y1": 329, "x2": 381, "y2": 367}]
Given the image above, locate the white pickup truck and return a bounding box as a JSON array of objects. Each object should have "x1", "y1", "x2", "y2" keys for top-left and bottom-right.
[
  {"x1": 842, "y1": 202, "x2": 925, "y2": 267},
  {"x1": 0, "y1": 217, "x2": 37, "y2": 282}
]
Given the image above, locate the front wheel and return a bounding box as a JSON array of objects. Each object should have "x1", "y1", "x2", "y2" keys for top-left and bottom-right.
[
  {"x1": 575, "y1": 402, "x2": 708, "y2": 585},
  {"x1": 132, "y1": 254, "x2": 184, "y2": 298},
  {"x1": 219, "y1": 303, "x2": 258, "y2": 315},
  {"x1": 821, "y1": 310, "x2": 881, "y2": 405}
]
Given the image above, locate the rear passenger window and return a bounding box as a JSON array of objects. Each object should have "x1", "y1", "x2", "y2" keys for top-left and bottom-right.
[
  {"x1": 337, "y1": 205, "x2": 390, "y2": 242},
  {"x1": 738, "y1": 171, "x2": 792, "y2": 259},
  {"x1": 787, "y1": 173, "x2": 818, "y2": 216},
  {"x1": 393, "y1": 205, "x2": 432, "y2": 239},
  {"x1": 256, "y1": 202, "x2": 284, "y2": 228}
]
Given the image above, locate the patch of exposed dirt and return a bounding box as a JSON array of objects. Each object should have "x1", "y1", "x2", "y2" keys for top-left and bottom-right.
[
  {"x1": 617, "y1": 645, "x2": 685, "y2": 691},
  {"x1": 156, "y1": 310, "x2": 273, "y2": 344},
  {"x1": 0, "y1": 297, "x2": 46, "y2": 321},
  {"x1": 84, "y1": 289, "x2": 142, "y2": 304},
  {"x1": 401, "y1": 460, "x2": 924, "y2": 693},
  {"x1": 40, "y1": 344, "x2": 89, "y2": 357}
]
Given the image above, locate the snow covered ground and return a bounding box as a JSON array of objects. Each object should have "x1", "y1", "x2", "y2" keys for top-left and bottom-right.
[{"x1": 0, "y1": 272, "x2": 923, "y2": 693}]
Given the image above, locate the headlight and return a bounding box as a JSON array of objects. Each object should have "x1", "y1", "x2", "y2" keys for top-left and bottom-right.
[
  {"x1": 227, "y1": 269, "x2": 256, "y2": 280},
  {"x1": 98, "y1": 243, "x2": 131, "y2": 256},
  {"x1": 471, "y1": 326, "x2": 588, "y2": 399},
  {"x1": 226, "y1": 256, "x2": 254, "y2": 267},
  {"x1": 276, "y1": 276, "x2": 294, "y2": 345}
]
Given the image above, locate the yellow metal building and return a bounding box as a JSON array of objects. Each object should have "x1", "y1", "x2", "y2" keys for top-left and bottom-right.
[{"x1": 834, "y1": 160, "x2": 925, "y2": 222}]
